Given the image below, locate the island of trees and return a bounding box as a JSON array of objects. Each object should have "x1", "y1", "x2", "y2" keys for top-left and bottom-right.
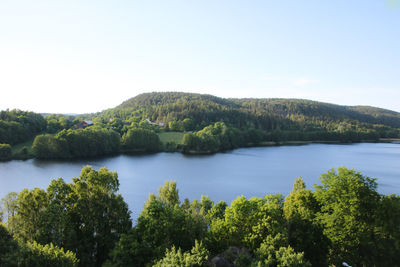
[
  {"x1": 1, "y1": 92, "x2": 400, "y2": 160},
  {"x1": 1, "y1": 167, "x2": 399, "y2": 266}
]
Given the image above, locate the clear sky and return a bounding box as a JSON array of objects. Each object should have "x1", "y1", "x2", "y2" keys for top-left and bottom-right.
[{"x1": 0, "y1": 0, "x2": 399, "y2": 113}]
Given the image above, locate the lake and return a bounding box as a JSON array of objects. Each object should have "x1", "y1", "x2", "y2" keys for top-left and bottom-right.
[{"x1": 1, "y1": 143, "x2": 399, "y2": 221}]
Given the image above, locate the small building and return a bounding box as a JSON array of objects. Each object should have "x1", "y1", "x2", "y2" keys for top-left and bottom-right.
[
  {"x1": 75, "y1": 120, "x2": 94, "y2": 129},
  {"x1": 82, "y1": 120, "x2": 93, "y2": 126},
  {"x1": 144, "y1": 118, "x2": 165, "y2": 127}
]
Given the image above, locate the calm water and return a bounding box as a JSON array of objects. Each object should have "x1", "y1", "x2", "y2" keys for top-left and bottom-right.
[{"x1": 1, "y1": 143, "x2": 399, "y2": 221}]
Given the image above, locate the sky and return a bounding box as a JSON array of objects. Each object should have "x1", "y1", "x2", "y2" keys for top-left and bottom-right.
[{"x1": 0, "y1": 0, "x2": 399, "y2": 114}]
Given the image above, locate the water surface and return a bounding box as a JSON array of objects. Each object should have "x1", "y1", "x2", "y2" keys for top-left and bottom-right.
[{"x1": 1, "y1": 143, "x2": 399, "y2": 220}]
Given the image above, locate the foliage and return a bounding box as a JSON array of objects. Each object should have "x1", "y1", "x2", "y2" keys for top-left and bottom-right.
[
  {"x1": 314, "y1": 167, "x2": 381, "y2": 266},
  {"x1": 4, "y1": 166, "x2": 400, "y2": 266},
  {"x1": 0, "y1": 192, "x2": 18, "y2": 234},
  {"x1": 9, "y1": 166, "x2": 131, "y2": 267},
  {"x1": 107, "y1": 181, "x2": 208, "y2": 266},
  {"x1": 122, "y1": 128, "x2": 160, "y2": 152},
  {"x1": 44, "y1": 114, "x2": 73, "y2": 133},
  {"x1": 284, "y1": 178, "x2": 329, "y2": 266},
  {"x1": 182, "y1": 122, "x2": 245, "y2": 153},
  {"x1": 100, "y1": 92, "x2": 400, "y2": 145},
  {"x1": 5, "y1": 93, "x2": 400, "y2": 159},
  {"x1": 0, "y1": 143, "x2": 12, "y2": 161},
  {"x1": 13, "y1": 187, "x2": 49, "y2": 241},
  {"x1": 374, "y1": 194, "x2": 400, "y2": 265},
  {"x1": 19, "y1": 241, "x2": 79, "y2": 267},
  {"x1": 0, "y1": 109, "x2": 47, "y2": 145},
  {"x1": 0, "y1": 223, "x2": 19, "y2": 266},
  {"x1": 32, "y1": 127, "x2": 120, "y2": 159},
  {"x1": 0, "y1": 224, "x2": 78, "y2": 266},
  {"x1": 207, "y1": 194, "x2": 285, "y2": 253},
  {"x1": 153, "y1": 240, "x2": 209, "y2": 267}
]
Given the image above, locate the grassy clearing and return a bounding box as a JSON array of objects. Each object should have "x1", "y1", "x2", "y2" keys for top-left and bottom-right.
[{"x1": 158, "y1": 132, "x2": 185, "y2": 144}]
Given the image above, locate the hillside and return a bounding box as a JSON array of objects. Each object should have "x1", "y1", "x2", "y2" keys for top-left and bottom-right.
[
  {"x1": 103, "y1": 92, "x2": 400, "y2": 130},
  {"x1": 4, "y1": 92, "x2": 399, "y2": 160}
]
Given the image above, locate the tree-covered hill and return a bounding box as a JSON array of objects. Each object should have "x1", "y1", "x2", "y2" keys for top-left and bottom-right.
[
  {"x1": 109, "y1": 92, "x2": 400, "y2": 129},
  {"x1": 2, "y1": 92, "x2": 400, "y2": 159},
  {"x1": 117, "y1": 92, "x2": 237, "y2": 109}
]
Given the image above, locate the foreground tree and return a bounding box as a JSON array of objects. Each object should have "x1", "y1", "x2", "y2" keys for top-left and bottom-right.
[
  {"x1": 10, "y1": 166, "x2": 131, "y2": 267},
  {"x1": 0, "y1": 224, "x2": 78, "y2": 267},
  {"x1": 107, "y1": 181, "x2": 207, "y2": 266},
  {"x1": 314, "y1": 167, "x2": 380, "y2": 266},
  {"x1": 0, "y1": 192, "x2": 18, "y2": 233},
  {"x1": 153, "y1": 240, "x2": 209, "y2": 267},
  {"x1": 284, "y1": 178, "x2": 329, "y2": 266}
]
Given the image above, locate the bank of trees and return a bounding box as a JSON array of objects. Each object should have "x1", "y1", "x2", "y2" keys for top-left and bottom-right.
[
  {"x1": 122, "y1": 128, "x2": 161, "y2": 152},
  {"x1": 101, "y1": 92, "x2": 400, "y2": 139},
  {"x1": 1, "y1": 166, "x2": 400, "y2": 266},
  {"x1": 32, "y1": 127, "x2": 121, "y2": 159},
  {"x1": 0, "y1": 109, "x2": 47, "y2": 145},
  {"x1": 32, "y1": 127, "x2": 162, "y2": 159},
  {"x1": 2, "y1": 93, "x2": 400, "y2": 160},
  {"x1": 182, "y1": 122, "x2": 245, "y2": 153},
  {"x1": 44, "y1": 114, "x2": 75, "y2": 133}
]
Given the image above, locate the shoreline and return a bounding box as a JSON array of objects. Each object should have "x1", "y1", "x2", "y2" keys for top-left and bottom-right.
[
  {"x1": 3, "y1": 139, "x2": 399, "y2": 162},
  {"x1": 181, "y1": 139, "x2": 399, "y2": 155}
]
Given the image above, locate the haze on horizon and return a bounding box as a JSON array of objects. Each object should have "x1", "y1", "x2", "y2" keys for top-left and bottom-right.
[{"x1": 0, "y1": 0, "x2": 399, "y2": 114}]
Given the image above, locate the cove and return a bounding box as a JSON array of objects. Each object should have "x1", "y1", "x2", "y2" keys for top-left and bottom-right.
[{"x1": 1, "y1": 143, "x2": 399, "y2": 221}]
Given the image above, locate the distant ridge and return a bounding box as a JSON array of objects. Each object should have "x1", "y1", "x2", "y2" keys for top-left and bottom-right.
[
  {"x1": 117, "y1": 92, "x2": 235, "y2": 109},
  {"x1": 111, "y1": 92, "x2": 400, "y2": 129}
]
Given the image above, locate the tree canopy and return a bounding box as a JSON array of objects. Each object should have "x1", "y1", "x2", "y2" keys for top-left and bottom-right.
[{"x1": 1, "y1": 165, "x2": 400, "y2": 266}]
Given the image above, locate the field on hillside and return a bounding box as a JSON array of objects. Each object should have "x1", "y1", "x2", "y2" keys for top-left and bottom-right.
[{"x1": 158, "y1": 132, "x2": 184, "y2": 144}]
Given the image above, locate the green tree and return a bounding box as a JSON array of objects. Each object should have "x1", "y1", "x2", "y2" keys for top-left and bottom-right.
[
  {"x1": 108, "y1": 182, "x2": 207, "y2": 266},
  {"x1": 32, "y1": 134, "x2": 67, "y2": 159},
  {"x1": 0, "y1": 223, "x2": 19, "y2": 266},
  {"x1": 1, "y1": 192, "x2": 18, "y2": 234},
  {"x1": 0, "y1": 143, "x2": 12, "y2": 161},
  {"x1": 168, "y1": 120, "x2": 182, "y2": 131},
  {"x1": 13, "y1": 188, "x2": 48, "y2": 242},
  {"x1": 374, "y1": 194, "x2": 400, "y2": 265},
  {"x1": 182, "y1": 118, "x2": 195, "y2": 131},
  {"x1": 314, "y1": 167, "x2": 380, "y2": 266},
  {"x1": 158, "y1": 181, "x2": 180, "y2": 206},
  {"x1": 284, "y1": 178, "x2": 329, "y2": 266},
  {"x1": 252, "y1": 234, "x2": 311, "y2": 267},
  {"x1": 122, "y1": 128, "x2": 160, "y2": 152},
  {"x1": 153, "y1": 240, "x2": 209, "y2": 267},
  {"x1": 9, "y1": 166, "x2": 131, "y2": 267},
  {"x1": 57, "y1": 166, "x2": 131, "y2": 266},
  {"x1": 208, "y1": 194, "x2": 285, "y2": 254},
  {"x1": 19, "y1": 241, "x2": 79, "y2": 267}
]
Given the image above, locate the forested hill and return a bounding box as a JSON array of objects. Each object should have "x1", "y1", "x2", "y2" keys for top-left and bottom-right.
[
  {"x1": 117, "y1": 92, "x2": 236, "y2": 109},
  {"x1": 2, "y1": 92, "x2": 400, "y2": 160},
  {"x1": 108, "y1": 92, "x2": 400, "y2": 129}
]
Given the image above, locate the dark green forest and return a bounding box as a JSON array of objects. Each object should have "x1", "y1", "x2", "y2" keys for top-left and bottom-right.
[
  {"x1": 1, "y1": 92, "x2": 400, "y2": 160},
  {"x1": 1, "y1": 167, "x2": 399, "y2": 266}
]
